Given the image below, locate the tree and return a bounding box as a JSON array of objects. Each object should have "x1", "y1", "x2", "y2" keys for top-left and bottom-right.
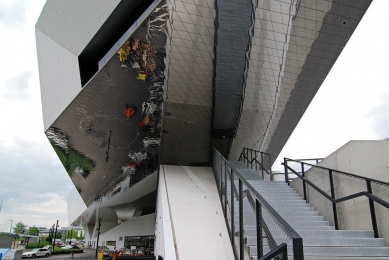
[
  {"x1": 27, "y1": 226, "x2": 39, "y2": 236},
  {"x1": 77, "y1": 231, "x2": 84, "y2": 240},
  {"x1": 13, "y1": 222, "x2": 27, "y2": 235},
  {"x1": 55, "y1": 232, "x2": 62, "y2": 239},
  {"x1": 65, "y1": 229, "x2": 78, "y2": 240}
]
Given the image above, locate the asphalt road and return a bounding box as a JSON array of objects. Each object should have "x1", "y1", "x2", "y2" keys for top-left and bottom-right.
[{"x1": 20, "y1": 248, "x2": 97, "y2": 259}]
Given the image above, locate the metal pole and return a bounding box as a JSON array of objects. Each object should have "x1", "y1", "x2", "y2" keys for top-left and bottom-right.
[
  {"x1": 329, "y1": 170, "x2": 339, "y2": 230},
  {"x1": 239, "y1": 179, "x2": 244, "y2": 260},
  {"x1": 230, "y1": 169, "x2": 235, "y2": 248},
  {"x1": 95, "y1": 218, "x2": 101, "y2": 258},
  {"x1": 256, "y1": 199, "x2": 263, "y2": 258},
  {"x1": 224, "y1": 162, "x2": 227, "y2": 216},
  {"x1": 53, "y1": 220, "x2": 59, "y2": 249},
  {"x1": 284, "y1": 158, "x2": 289, "y2": 185},
  {"x1": 366, "y1": 180, "x2": 379, "y2": 238},
  {"x1": 9, "y1": 220, "x2": 13, "y2": 233},
  {"x1": 261, "y1": 153, "x2": 264, "y2": 179},
  {"x1": 301, "y1": 163, "x2": 307, "y2": 201}
]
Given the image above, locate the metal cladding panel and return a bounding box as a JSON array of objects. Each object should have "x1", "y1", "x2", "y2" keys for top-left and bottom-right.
[
  {"x1": 67, "y1": 187, "x2": 87, "y2": 225},
  {"x1": 46, "y1": 2, "x2": 168, "y2": 204},
  {"x1": 36, "y1": 0, "x2": 120, "y2": 56},
  {"x1": 229, "y1": 0, "x2": 372, "y2": 162},
  {"x1": 36, "y1": 29, "x2": 82, "y2": 131},
  {"x1": 160, "y1": 0, "x2": 215, "y2": 165}
]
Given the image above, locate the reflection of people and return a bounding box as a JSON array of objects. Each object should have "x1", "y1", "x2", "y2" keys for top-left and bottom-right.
[{"x1": 113, "y1": 250, "x2": 118, "y2": 260}]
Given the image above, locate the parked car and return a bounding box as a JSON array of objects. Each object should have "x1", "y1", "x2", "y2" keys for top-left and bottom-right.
[
  {"x1": 22, "y1": 248, "x2": 51, "y2": 258},
  {"x1": 60, "y1": 245, "x2": 80, "y2": 250},
  {"x1": 41, "y1": 245, "x2": 52, "y2": 252}
]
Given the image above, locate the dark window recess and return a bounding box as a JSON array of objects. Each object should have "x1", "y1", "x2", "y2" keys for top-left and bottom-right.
[
  {"x1": 211, "y1": 128, "x2": 235, "y2": 139},
  {"x1": 78, "y1": 0, "x2": 154, "y2": 86}
]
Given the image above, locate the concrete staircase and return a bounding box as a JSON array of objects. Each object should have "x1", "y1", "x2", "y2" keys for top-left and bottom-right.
[{"x1": 227, "y1": 161, "x2": 389, "y2": 259}]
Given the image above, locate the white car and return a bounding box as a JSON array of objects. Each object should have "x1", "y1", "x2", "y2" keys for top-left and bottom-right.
[{"x1": 22, "y1": 248, "x2": 51, "y2": 258}]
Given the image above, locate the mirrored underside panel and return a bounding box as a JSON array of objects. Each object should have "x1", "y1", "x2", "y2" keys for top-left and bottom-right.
[{"x1": 43, "y1": 0, "x2": 372, "y2": 207}]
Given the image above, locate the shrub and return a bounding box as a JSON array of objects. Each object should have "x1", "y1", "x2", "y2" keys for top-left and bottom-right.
[{"x1": 25, "y1": 241, "x2": 50, "y2": 249}]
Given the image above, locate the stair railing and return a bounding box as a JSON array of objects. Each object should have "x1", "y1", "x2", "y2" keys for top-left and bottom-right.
[
  {"x1": 283, "y1": 158, "x2": 389, "y2": 242},
  {"x1": 213, "y1": 148, "x2": 304, "y2": 260},
  {"x1": 239, "y1": 147, "x2": 273, "y2": 180}
]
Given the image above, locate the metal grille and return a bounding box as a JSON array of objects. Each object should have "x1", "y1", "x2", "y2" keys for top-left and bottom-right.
[
  {"x1": 214, "y1": 149, "x2": 302, "y2": 260},
  {"x1": 333, "y1": 172, "x2": 372, "y2": 231},
  {"x1": 372, "y1": 182, "x2": 389, "y2": 246},
  {"x1": 304, "y1": 166, "x2": 334, "y2": 226}
]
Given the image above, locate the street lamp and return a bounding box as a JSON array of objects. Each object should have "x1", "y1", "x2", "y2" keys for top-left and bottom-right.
[{"x1": 9, "y1": 220, "x2": 13, "y2": 234}]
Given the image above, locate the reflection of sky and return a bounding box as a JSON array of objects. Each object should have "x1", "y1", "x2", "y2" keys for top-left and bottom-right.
[{"x1": 0, "y1": 0, "x2": 388, "y2": 229}]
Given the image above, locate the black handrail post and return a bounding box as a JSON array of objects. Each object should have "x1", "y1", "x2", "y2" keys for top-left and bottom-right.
[
  {"x1": 224, "y1": 162, "x2": 227, "y2": 217},
  {"x1": 268, "y1": 153, "x2": 271, "y2": 180},
  {"x1": 284, "y1": 158, "x2": 289, "y2": 185},
  {"x1": 239, "y1": 179, "x2": 244, "y2": 260},
  {"x1": 301, "y1": 162, "x2": 307, "y2": 201},
  {"x1": 292, "y1": 237, "x2": 304, "y2": 260},
  {"x1": 366, "y1": 180, "x2": 379, "y2": 238},
  {"x1": 256, "y1": 199, "x2": 263, "y2": 259},
  {"x1": 219, "y1": 154, "x2": 223, "y2": 201},
  {"x1": 254, "y1": 151, "x2": 257, "y2": 171},
  {"x1": 329, "y1": 170, "x2": 339, "y2": 230},
  {"x1": 246, "y1": 149, "x2": 249, "y2": 168},
  {"x1": 231, "y1": 168, "x2": 235, "y2": 248},
  {"x1": 251, "y1": 149, "x2": 253, "y2": 168},
  {"x1": 261, "y1": 153, "x2": 264, "y2": 179}
]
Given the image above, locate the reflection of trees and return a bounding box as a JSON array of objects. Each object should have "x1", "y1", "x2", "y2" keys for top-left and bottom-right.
[{"x1": 47, "y1": 128, "x2": 95, "y2": 178}]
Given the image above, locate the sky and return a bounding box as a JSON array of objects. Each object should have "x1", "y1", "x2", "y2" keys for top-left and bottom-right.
[{"x1": 0, "y1": 0, "x2": 388, "y2": 231}]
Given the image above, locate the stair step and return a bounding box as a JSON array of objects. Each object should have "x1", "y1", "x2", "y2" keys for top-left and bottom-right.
[
  {"x1": 249, "y1": 246, "x2": 389, "y2": 257},
  {"x1": 226, "y1": 162, "x2": 389, "y2": 259},
  {"x1": 246, "y1": 238, "x2": 386, "y2": 247},
  {"x1": 243, "y1": 229, "x2": 374, "y2": 239},
  {"x1": 289, "y1": 221, "x2": 330, "y2": 227},
  {"x1": 304, "y1": 257, "x2": 389, "y2": 260},
  {"x1": 297, "y1": 230, "x2": 375, "y2": 239}
]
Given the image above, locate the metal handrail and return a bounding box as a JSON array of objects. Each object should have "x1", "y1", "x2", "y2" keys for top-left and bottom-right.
[
  {"x1": 283, "y1": 164, "x2": 389, "y2": 209},
  {"x1": 261, "y1": 243, "x2": 288, "y2": 260},
  {"x1": 214, "y1": 148, "x2": 304, "y2": 260},
  {"x1": 283, "y1": 162, "x2": 389, "y2": 237},
  {"x1": 239, "y1": 148, "x2": 273, "y2": 180},
  {"x1": 285, "y1": 158, "x2": 389, "y2": 187}
]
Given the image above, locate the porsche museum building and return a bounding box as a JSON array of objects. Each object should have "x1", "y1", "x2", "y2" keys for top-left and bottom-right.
[{"x1": 36, "y1": 0, "x2": 372, "y2": 259}]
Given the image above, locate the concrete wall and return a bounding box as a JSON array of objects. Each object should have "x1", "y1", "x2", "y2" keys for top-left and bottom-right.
[
  {"x1": 290, "y1": 140, "x2": 389, "y2": 245},
  {"x1": 160, "y1": 165, "x2": 234, "y2": 260},
  {"x1": 155, "y1": 168, "x2": 177, "y2": 260},
  {"x1": 90, "y1": 213, "x2": 156, "y2": 250}
]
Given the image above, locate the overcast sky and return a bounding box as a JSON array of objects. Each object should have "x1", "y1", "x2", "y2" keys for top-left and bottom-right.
[{"x1": 0, "y1": 0, "x2": 388, "y2": 231}]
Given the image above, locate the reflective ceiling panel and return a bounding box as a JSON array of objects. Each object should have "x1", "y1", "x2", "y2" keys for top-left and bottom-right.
[{"x1": 228, "y1": 0, "x2": 372, "y2": 162}]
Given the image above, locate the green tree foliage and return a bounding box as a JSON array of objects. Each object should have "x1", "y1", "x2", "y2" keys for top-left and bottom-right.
[
  {"x1": 55, "y1": 232, "x2": 62, "y2": 239},
  {"x1": 13, "y1": 221, "x2": 27, "y2": 234},
  {"x1": 65, "y1": 229, "x2": 78, "y2": 240},
  {"x1": 27, "y1": 226, "x2": 39, "y2": 236}
]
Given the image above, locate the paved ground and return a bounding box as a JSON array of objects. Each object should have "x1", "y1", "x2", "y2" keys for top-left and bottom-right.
[{"x1": 19, "y1": 248, "x2": 98, "y2": 259}]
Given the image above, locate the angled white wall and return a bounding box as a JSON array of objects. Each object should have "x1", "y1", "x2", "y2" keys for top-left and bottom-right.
[{"x1": 159, "y1": 165, "x2": 234, "y2": 260}]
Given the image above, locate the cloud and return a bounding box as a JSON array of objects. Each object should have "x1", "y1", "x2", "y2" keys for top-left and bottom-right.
[
  {"x1": 4, "y1": 71, "x2": 34, "y2": 100},
  {"x1": 16, "y1": 193, "x2": 68, "y2": 214},
  {"x1": 0, "y1": 138, "x2": 74, "y2": 227},
  {"x1": 0, "y1": 0, "x2": 28, "y2": 29},
  {"x1": 366, "y1": 92, "x2": 389, "y2": 139}
]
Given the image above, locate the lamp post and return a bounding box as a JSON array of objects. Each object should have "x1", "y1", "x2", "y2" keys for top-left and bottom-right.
[
  {"x1": 9, "y1": 220, "x2": 13, "y2": 234},
  {"x1": 52, "y1": 220, "x2": 59, "y2": 249},
  {"x1": 95, "y1": 218, "x2": 101, "y2": 258}
]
